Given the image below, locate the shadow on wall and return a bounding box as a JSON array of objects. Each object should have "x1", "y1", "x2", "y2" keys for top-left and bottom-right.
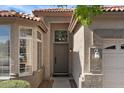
[{"x1": 73, "y1": 51, "x2": 82, "y2": 87}]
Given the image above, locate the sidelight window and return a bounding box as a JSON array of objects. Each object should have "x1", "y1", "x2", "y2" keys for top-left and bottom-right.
[
  {"x1": 37, "y1": 31, "x2": 42, "y2": 70},
  {"x1": 19, "y1": 27, "x2": 33, "y2": 76}
]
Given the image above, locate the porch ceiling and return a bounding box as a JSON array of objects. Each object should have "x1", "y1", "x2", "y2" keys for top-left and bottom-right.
[{"x1": 94, "y1": 29, "x2": 124, "y2": 38}]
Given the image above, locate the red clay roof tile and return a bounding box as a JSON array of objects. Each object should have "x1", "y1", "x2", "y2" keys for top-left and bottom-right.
[
  {"x1": 33, "y1": 8, "x2": 74, "y2": 12},
  {"x1": 33, "y1": 6, "x2": 124, "y2": 15},
  {"x1": 0, "y1": 10, "x2": 41, "y2": 21},
  {"x1": 102, "y1": 6, "x2": 124, "y2": 12}
]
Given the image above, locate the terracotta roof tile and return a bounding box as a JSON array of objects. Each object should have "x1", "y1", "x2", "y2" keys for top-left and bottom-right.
[
  {"x1": 102, "y1": 6, "x2": 124, "y2": 12},
  {"x1": 33, "y1": 8, "x2": 74, "y2": 12},
  {"x1": 32, "y1": 8, "x2": 73, "y2": 17},
  {"x1": 0, "y1": 10, "x2": 41, "y2": 21},
  {"x1": 33, "y1": 6, "x2": 124, "y2": 14}
]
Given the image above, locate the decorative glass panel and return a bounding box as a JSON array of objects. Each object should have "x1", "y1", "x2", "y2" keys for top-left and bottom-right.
[
  {"x1": 0, "y1": 25, "x2": 10, "y2": 77},
  {"x1": 105, "y1": 45, "x2": 116, "y2": 49},
  {"x1": 55, "y1": 30, "x2": 68, "y2": 42}
]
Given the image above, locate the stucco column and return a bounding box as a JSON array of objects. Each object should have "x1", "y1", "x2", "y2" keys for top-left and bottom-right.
[{"x1": 43, "y1": 24, "x2": 51, "y2": 80}]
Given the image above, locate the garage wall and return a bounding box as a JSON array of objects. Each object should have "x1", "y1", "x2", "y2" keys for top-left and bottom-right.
[
  {"x1": 83, "y1": 27, "x2": 103, "y2": 88},
  {"x1": 93, "y1": 33, "x2": 103, "y2": 47},
  {"x1": 72, "y1": 22, "x2": 103, "y2": 87},
  {"x1": 91, "y1": 14, "x2": 124, "y2": 29}
]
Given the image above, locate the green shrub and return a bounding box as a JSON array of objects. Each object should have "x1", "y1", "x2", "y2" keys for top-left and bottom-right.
[{"x1": 0, "y1": 80, "x2": 30, "y2": 88}]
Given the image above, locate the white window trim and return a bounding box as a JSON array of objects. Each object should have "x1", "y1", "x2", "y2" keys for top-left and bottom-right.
[
  {"x1": 0, "y1": 25, "x2": 11, "y2": 80},
  {"x1": 53, "y1": 29, "x2": 69, "y2": 44},
  {"x1": 36, "y1": 31, "x2": 43, "y2": 69},
  {"x1": 18, "y1": 26, "x2": 33, "y2": 77}
]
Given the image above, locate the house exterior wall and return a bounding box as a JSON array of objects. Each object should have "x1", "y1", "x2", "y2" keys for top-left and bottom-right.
[
  {"x1": 91, "y1": 13, "x2": 124, "y2": 30},
  {"x1": 82, "y1": 27, "x2": 103, "y2": 88},
  {"x1": 43, "y1": 24, "x2": 51, "y2": 79},
  {"x1": 44, "y1": 16, "x2": 71, "y2": 25},
  {"x1": 72, "y1": 23, "x2": 85, "y2": 87},
  {"x1": 71, "y1": 13, "x2": 124, "y2": 88},
  {"x1": 32, "y1": 14, "x2": 72, "y2": 79},
  {"x1": 84, "y1": 27, "x2": 93, "y2": 73},
  {"x1": 72, "y1": 22, "x2": 103, "y2": 88},
  {"x1": 0, "y1": 18, "x2": 45, "y2": 87}
]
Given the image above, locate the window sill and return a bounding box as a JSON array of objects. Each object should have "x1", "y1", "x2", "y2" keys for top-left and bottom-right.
[
  {"x1": 0, "y1": 77, "x2": 10, "y2": 80},
  {"x1": 53, "y1": 42, "x2": 68, "y2": 44},
  {"x1": 19, "y1": 72, "x2": 33, "y2": 77}
]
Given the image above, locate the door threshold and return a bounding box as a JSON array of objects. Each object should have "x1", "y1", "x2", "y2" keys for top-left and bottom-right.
[{"x1": 53, "y1": 73, "x2": 69, "y2": 77}]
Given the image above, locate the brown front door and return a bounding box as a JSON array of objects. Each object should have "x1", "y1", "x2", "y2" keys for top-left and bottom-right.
[{"x1": 54, "y1": 44, "x2": 68, "y2": 74}]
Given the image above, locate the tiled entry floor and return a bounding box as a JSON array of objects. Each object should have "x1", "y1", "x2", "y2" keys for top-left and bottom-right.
[
  {"x1": 38, "y1": 77, "x2": 77, "y2": 88},
  {"x1": 52, "y1": 77, "x2": 74, "y2": 88}
]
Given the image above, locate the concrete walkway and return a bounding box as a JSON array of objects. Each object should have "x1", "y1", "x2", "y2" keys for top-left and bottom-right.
[{"x1": 52, "y1": 77, "x2": 71, "y2": 88}]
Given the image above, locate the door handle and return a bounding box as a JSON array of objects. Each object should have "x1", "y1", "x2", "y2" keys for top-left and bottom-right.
[{"x1": 55, "y1": 57, "x2": 56, "y2": 64}]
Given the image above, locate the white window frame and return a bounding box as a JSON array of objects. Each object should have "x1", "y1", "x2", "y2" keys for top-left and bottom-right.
[
  {"x1": 36, "y1": 31, "x2": 43, "y2": 70},
  {"x1": 19, "y1": 26, "x2": 33, "y2": 77},
  {"x1": 53, "y1": 29, "x2": 69, "y2": 44},
  {"x1": 0, "y1": 25, "x2": 11, "y2": 80}
]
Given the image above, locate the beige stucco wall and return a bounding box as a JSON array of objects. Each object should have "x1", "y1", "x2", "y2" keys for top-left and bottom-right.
[
  {"x1": 91, "y1": 13, "x2": 124, "y2": 30},
  {"x1": 44, "y1": 16, "x2": 71, "y2": 26},
  {"x1": 72, "y1": 21, "x2": 103, "y2": 87},
  {"x1": 72, "y1": 23, "x2": 85, "y2": 87},
  {"x1": 0, "y1": 18, "x2": 45, "y2": 87},
  {"x1": 84, "y1": 28, "x2": 103, "y2": 73},
  {"x1": 84, "y1": 27, "x2": 93, "y2": 73},
  {"x1": 70, "y1": 12, "x2": 124, "y2": 88},
  {"x1": 93, "y1": 33, "x2": 103, "y2": 46},
  {"x1": 43, "y1": 24, "x2": 51, "y2": 79},
  {"x1": 18, "y1": 69, "x2": 44, "y2": 88}
]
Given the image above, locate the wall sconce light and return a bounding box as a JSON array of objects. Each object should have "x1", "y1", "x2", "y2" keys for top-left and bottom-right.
[
  {"x1": 94, "y1": 48, "x2": 100, "y2": 59},
  {"x1": 69, "y1": 48, "x2": 73, "y2": 52}
]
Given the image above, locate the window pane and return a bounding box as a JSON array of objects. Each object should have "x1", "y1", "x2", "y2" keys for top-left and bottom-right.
[
  {"x1": 105, "y1": 45, "x2": 116, "y2": 49},
  {"x1": 55, "y1": 30, "x2": 68, "y2": 42},
  {"x1": 121, "y1": 44, "x2": 124, "y2": 49},
  {"x1": 19, "y1": 28, "x2": 32, "y2": 75},
  {"x1": 20, "y1": 39, "x2": 32, "y2": 54},
  {"x1": 0, "y1": 25, "x2": 10, "y2": 77},
  {"x1": 19, "y1": 54, "x2": 32, "y2": 73},
  {"x1": 37, "y1": 31, "x2": 42, "y2": 40},
  {"x1": 20, "y1": 28, "x2": 32, "y2": 37},
  {"x1": 37, "y1": 42, "x2": 42, "y2": 69}
]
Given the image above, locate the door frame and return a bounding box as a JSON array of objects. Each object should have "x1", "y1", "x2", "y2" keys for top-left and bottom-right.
[
  {"x1": 52, "y1": 29, "x2": 69, "y2": 75},
  {"x1": 53, "y1": 43, "x2": 69, "y2": 75}
]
